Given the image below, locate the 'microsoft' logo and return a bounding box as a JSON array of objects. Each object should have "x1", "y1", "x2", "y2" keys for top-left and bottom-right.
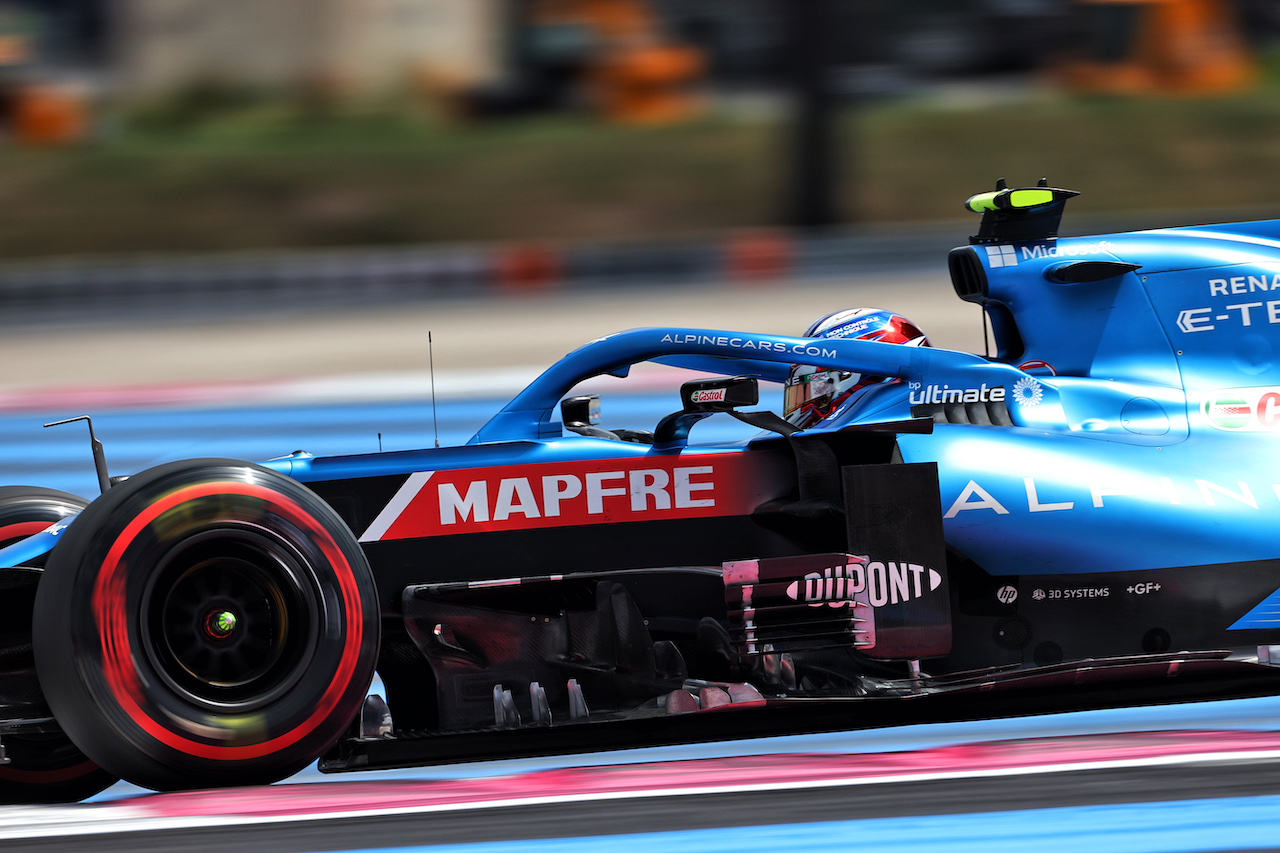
[
  {"x1": 1202, "y1": 387, "x2": 1280, "y2": 431},
  {"x1": 985, "y1": 245, "x2": 1018, "y2": 268}
]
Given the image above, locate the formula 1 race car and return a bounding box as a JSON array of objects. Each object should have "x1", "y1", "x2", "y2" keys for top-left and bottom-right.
[{"x1": 3, "y1": 181, "x2": 1280, "y2": 803}]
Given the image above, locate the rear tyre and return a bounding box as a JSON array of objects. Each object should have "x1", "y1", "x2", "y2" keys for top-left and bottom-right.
[
  {"x1": 0, "y1": 486, "x2": 86, "y2": 550},
  {"x1": 33, "y1": 461, "x2": 379, "y2": 792},
  {"x1": 0, "y1": 732, "x2": 118, "y2": 804},
  {"x1": 0, "y1": 487, "x2": 119, "y2": 803}
]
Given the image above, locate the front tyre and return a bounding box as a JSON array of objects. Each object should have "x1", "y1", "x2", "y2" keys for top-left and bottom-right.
[{"x1": 33, "y1": 460, "x2": 379, "y2": 792}]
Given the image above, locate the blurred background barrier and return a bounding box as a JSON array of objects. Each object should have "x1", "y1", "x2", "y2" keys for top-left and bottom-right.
[
  {"x1": 0, "y1": 225, "x2": 974, "y2": 322},
  {"x1": 0, "y1": 205, "x2": 1227, "y2": 325}
]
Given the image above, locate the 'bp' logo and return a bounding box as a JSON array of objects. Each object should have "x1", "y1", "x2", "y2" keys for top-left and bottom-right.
[{"x1": 1202, "y1": 387, "x2": 1280, "y2": 431}]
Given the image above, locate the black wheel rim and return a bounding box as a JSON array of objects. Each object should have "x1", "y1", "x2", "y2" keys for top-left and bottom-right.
[{"x1": 141, "y1": 526, "x2": 318, "y2": 710}]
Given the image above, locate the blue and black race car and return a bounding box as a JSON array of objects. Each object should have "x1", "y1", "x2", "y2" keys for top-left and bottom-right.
[{"x1": 2, "y1": 181, "x2": 1279, "y2": 802}]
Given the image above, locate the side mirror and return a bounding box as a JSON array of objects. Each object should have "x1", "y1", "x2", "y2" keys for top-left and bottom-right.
[
  {"x1": 681, "y1": 376, "x2": 758, "y2": 413},
  {"x1": 657, "y1": 376, "x2": 796, "y2": 449},
  {"x1": 560, "y1": 395, "x2": 601, "y2": 428}
]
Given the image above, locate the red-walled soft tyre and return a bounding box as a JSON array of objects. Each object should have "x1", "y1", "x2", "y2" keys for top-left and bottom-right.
[
  {"x1": 0, "y1": 487, "x2": 119, "y2": 803},
  {"x1": 33, "y1": 461, "x2": 379, "y2": 792}
]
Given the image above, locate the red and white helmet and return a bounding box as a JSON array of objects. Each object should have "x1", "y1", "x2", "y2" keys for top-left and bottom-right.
[{"x1": 784, "y1": 308, "x2": 929, "y2": 429}]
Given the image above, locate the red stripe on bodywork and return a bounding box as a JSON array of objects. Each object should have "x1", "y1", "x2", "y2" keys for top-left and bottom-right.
[
  {"x1": 0, "y1": 520, "x2": 57, "y2": 545},
  {"x1": 373, "y1": 452, "x2": 782, "y2": 541}
]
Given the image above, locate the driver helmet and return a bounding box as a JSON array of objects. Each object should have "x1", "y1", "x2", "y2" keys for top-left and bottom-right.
[{"x1": 784, "y1": 308, "x2": 929, "y2": 429}]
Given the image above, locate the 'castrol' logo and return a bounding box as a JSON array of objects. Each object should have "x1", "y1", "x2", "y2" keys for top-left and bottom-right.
[
  {"x1": 690, "y1": 388, "x2": 727, "y2": 404},
  {"x1": 785, "y1": 556, "x2": 943, "y2": 608}
]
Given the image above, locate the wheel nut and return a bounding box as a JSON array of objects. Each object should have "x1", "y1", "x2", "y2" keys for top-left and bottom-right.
[{"x1": 204, "y1": 609, "x2": 237, "y2": 640}]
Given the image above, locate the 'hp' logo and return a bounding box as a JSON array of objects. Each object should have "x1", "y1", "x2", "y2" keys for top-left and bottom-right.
[{"x1": 996, "y1": 585, "x2": 1018, "y2": 604}]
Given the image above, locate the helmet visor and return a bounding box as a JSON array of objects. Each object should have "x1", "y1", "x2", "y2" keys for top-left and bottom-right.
[{"x1": 784, "y1": 369, "x2": 841, "y2": 420}]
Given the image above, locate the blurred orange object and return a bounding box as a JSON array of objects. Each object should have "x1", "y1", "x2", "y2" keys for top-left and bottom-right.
[
  {"x1": 1061, "y1": 0, "x2": 1254, "y2": 94},
  {"x1": 496, "y1": 244, "x2": 562, "y2": 291},
  {"x1": 531, "y1": 0, "x2": 703, "y2": 123},
  {"x1": 724, "y1": 230, "x2": 792, "y2": 283},
  {"x1": 12, "y1": 85, "x2": 89, "y2": 146},
  {"x1": 0, "y1": 33, "x2": 30, "y2": 66},
  {"x1": 591, "y1": 44, "x2": 702, "y2": 123}
]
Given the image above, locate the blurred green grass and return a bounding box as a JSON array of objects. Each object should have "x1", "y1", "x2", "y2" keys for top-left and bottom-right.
[{"x1": 5, "y1": 82, "x2": 1280, "y2": 260}]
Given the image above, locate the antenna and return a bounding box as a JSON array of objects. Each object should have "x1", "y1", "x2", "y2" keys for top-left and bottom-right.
[
  {"x1": 45, "y1": 415, "x2": 111, "y2": 494},
  {"x1": 429, "y1": 331, "x2": 440, "y2": 448}
]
